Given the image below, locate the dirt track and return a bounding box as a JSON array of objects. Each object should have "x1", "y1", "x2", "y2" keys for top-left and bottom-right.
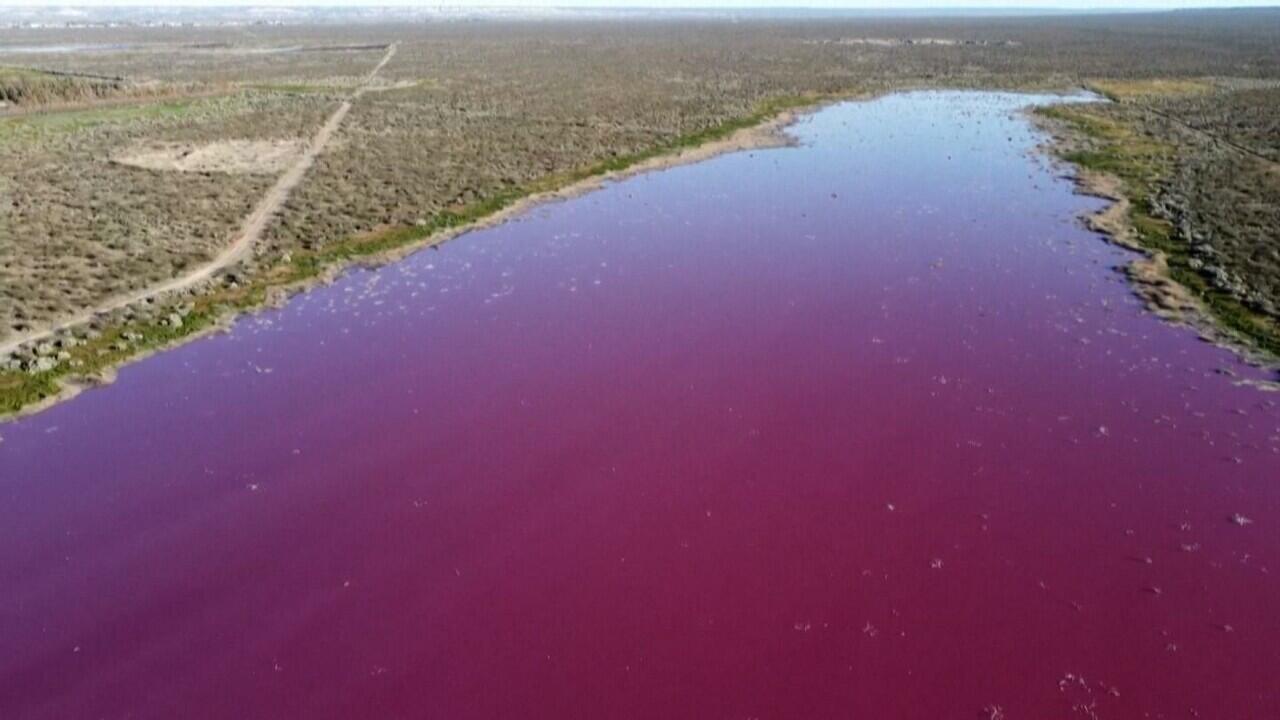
[{"x1": 0, "y1": 43, "x2": 397, "y2": 357}]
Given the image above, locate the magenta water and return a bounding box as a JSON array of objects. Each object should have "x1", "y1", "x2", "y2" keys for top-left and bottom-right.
[{"x1": 3, "y1": 92, "x2": 1279, "y2": 719}]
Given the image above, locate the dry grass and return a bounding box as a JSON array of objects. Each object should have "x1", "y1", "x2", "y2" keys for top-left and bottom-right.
[{"x1": 1087, "y1": 78, "x2": 1214, "y2": 101}]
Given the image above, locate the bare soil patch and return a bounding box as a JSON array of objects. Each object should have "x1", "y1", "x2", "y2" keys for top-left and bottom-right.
[{"x1": 113, "y1": 138, "x2": 305, "y2": 175}]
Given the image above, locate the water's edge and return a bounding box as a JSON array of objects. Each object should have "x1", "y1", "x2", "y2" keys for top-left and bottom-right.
[
  {"x1": 0, "y1": 93, "x2": 836, "y2": 423},
  {"x1": 1031, "y1": 105, "x2": 1280, "y2": 381}
]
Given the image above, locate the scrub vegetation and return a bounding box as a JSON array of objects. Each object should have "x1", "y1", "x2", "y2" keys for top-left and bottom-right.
[
  {"x1": 0, "y1": 65, "x2": 126, "y2": 105},
  {"x1": 2, "y1": 9, "x2": 1280, "y2": 416},
  {"x1": 1039, "y1": 76, "x2": 1280, "y2": 355}
]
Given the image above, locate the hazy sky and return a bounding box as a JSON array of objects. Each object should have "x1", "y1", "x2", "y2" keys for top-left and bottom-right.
[{"x1": 2, "y1": 0, "x2": 1278, "y2": 8}]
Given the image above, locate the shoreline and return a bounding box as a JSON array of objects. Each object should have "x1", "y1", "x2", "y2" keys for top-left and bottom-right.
[
  {"x1": 13, "y1": 84, "x2": 1264, "y2": 422},
  {"x1": 1031, "y1": 106, "x2": 1280, "y2": 380},
  {"x1": 0, "y1": 95, "x2": 834, "y2": 422}
]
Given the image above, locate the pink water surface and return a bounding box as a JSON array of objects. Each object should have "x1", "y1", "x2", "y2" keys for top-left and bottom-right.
[{"x1": 2, "y1": 92, "x2": 1279, "y2": 719}]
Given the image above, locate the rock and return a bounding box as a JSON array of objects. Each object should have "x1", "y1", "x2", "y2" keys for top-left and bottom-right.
[
  {"x1": 27, "y1": 356, "x2": 56, "y2": 373},
  {"x1": 56, "y1": 351, "x2": 71, "y2": 361},
  {"x1": 35, "y1": 342, "x2": 56, "y2": 357},
  {"x1": 165, "y1": 313, "x2": 184, "y2": 329}
]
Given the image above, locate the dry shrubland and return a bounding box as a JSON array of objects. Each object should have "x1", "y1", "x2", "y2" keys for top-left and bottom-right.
[
  {"x1": 1, "y1": 9, "x2": 1279, "y2": 364},
  {"x1": 1119, "y1": 89, "x2": 1280, "y2": 317},
  {"x1": 262, "y1": 13, "x2": 1280, "y2": 302},
  {"x1": 0, "y1": 91, "x2": 332, "y2": 336}
]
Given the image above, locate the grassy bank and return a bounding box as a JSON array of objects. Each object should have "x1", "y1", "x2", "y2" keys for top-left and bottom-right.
[
  {"x1": 1037, "y1": 102, "x2": 1280, "y2": 359},
  {"x1": 0, "y1": 92, "x2": 824, "y2": 419}
]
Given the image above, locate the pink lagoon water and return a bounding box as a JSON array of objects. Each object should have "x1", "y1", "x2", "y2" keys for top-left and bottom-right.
[{"x1": 2, "y1": 92, "x2": 1279, "y2": 718}]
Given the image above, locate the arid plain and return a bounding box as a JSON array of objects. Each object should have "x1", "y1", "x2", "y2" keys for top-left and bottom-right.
[{"x1": 2, "y1": 10, "x2": 1279, "y2": 411}]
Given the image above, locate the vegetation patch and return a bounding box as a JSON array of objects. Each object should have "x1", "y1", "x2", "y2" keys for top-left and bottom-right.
[
  {"x1": 1038, "y1": 103, "x2": 1280, "y2": 357},
  {"x1": 1085, "y1": 78, "x2": 1213, "y2": 102},
  {"x1": 0, "y1": 97, "x2": 204, "y2": 142},
  {"x1": 0, "y1": 65, "x2": 126, "y2": 106}
]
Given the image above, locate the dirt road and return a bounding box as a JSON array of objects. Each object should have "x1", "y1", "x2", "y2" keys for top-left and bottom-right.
[{"x1": 0, "y1": 43, "x2": 397, "y2": 357}]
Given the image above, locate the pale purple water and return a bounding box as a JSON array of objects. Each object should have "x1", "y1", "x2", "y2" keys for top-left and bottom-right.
[{"x1": 2, "y1": 92, "x2": 1279, "y2": 718}]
